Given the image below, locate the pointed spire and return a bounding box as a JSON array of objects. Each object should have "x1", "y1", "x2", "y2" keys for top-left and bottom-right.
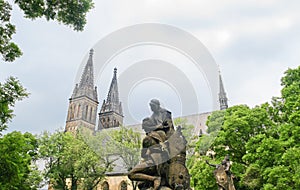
[
  {"x1": 113, "y1": 67, "x2": 117, "y2": 79},
  {"x1": 79, "y1": 49, "x2": 94, "y2": 88},
  {"x1": 219, "y1": 73, "x2": 226, "y2": 96},
  {"x1": 71, "y1": 49, "x2": 98, "y2": 101},
  {"x1": 218, "y1": 70, "x2": 228, "y2": 110},
  {"x1": 100, "y1": 68, "x2": 123, "y2": 115},
  {"x1": 107, "y1": 68, "x2": 119, "y2": 102}
]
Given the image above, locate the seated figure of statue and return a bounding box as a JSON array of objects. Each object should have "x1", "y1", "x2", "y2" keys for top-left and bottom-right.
[
  {"x1": 128, "y1": 99, "x2": 173, "y2": 190},
  {"x1": 144, "y1": 99, "x2": 174, "y2": 136}
]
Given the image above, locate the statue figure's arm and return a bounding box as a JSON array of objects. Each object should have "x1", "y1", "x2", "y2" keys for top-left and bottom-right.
[
  {"x1": 143, "y1": 124, "x2": 165, "y2": 133},
  {"x1": 206, "y1": 160, "x2": 217, "y2": 168}
]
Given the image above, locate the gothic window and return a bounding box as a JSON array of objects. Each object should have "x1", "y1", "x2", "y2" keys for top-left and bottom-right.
[
  {"x1": 77, "y1": 104, "x2": 81, "y2": 118},
  {"x1": 89, "y1": 107, "x2": 93, "y2": 121},
  {"x1": 120, "y1": 181, "x2": 127, "y2": 190},
  {"x1": 85, "y1": 105, "x2": 89, "y2": 120},
  {"x1": 102, "y1": 181, "x2": 109, "y2": 190},
  {"x1": 70, "y1": 105, "x2": 75, "y2": 119},
  {"x1": 74, "y1": 105, "x2": 78, "y2": 118}
]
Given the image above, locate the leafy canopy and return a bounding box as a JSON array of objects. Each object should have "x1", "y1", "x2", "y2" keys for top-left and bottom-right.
[
  {"x1": 0, "y1": 0, "x2": 94, "y2": 62},
  {"x1": 0, "y1": 77, "x2": 28, "y2": 134},
  {"x1": 189, "y1": 65, "x2": 300, "y2": 190},
  {"x1": 0, "y1": 131, "x2": 41, "y2": 190}
]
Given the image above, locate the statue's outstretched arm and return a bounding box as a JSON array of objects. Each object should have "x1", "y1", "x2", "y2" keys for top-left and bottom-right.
[{"x1": 206, "y1": 160, "x2": 217, "y2": 168}]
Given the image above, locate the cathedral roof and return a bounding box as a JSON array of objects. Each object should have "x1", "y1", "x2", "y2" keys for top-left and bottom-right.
[
  {"x1": 71, "y1": 49, "x2": 98, "y2": 102},
  {"x1": 100, "y1": 68, "x2": 123, "y2": 116}
]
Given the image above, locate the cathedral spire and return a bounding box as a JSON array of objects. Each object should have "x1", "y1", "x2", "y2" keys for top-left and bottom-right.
[
  {"x1": 98, "y1": 68, "x2": 123, "y2": 130},
  {"x1": 72, "y1": 49, "x2": 97, "y2": 101},
  {"x1": 65, "y1": 49, "x2": 99, "y2": 132},
  {"x1": 79, "y1": 49, "x2": 94, "y2": 89},
  {"x1": 219, "y1": 70, "x2": 228, "y2": 110},
  {"x1": 106, "y1": 68, "x2": 120, "y2": 107},
  {"x1": 101, "y1": 68, "x2": 122, "y2": 115}
]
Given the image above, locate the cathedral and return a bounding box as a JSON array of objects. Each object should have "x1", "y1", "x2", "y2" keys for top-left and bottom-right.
[
  {"x1": 65, "y1": 49, "x2": 228, "y2": 133},
  {"x1": 64, "y1": 49, "x2": 228, "y2": 189},
  {"x1": 65, "y1": 49, "x2": 124, "y2": 133}
]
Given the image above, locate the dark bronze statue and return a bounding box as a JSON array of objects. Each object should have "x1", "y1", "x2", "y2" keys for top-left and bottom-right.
[
  {"x1": 128, "y1": 99, "x2": 191, "y2": 190},
  {"x1": 206, "y1": 155, "x2": 236, "y2": 190}
]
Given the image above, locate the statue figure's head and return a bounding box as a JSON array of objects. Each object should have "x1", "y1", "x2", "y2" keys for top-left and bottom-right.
[
  {"x1": 142, "y1": 117, "x2": 155, "y2": 133},
  {"x1": 142, "y1": 117, "x2": 152, "y2": 126},
  {"x1": 149, "y1": 99, "x2": 160, "y2": 113}
]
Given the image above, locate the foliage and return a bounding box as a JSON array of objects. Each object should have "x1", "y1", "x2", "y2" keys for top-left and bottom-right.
[
  {"x1": 174, "y1": 117, "x2": 196, "y2": 156},
  {"x1": 206, "y1": 110, "x2": 225, "y2": 134},
  {"x1": 189, "y1": 65, "x2": 300, "y2": 190},
  {"x1": 81, "y1": 126, "x2": 142, "y2": 172},
  {"x1": 0, "y1": 1, "x2": 95, "y2": 188},
  {"x1": 194, "y1": 110, "x2": 225, "y2": 155},
  {"x1": 0, "y1": 0, "x2": 22, "y2": 61},
  {"x1": 0, "y1": 0, "x2": 94, "y2": 62},
  {"x1": 280, "y1": 66, "x2": 300, "y2": 125},
  {"x1": 39, "y1": 130, "x2": 109, "y2": 190},
  {"x1": 107, "y1": 126, "x2": 142, "y2": 190},
  {"x1": 107, "y1": 126, "x2": 142, "y2": 171},
  {"x1": 188, "y1": 110, "x2": 226, "y2": 189},
  {"x1": 81, "y1": 127, "x2": 141, "y2": 190},
  {"x1": 0, "y1": 77, "x2": 28, "y2": 134},
  {"x1": 80, "y1": 128, "x2": 117, "y2": 171},
  {"x1": 0, "y1": 131, "x2": 41, "y2": 190},
  {"x1": 187, "y1": 155, "x2": 217, "y2": 190},
  {"x1": 174, "y1": 117, "x2": 195, "y2": 141}
]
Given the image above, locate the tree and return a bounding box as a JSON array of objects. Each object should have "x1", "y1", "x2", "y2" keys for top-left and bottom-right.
[
  {"x1": 187, "y1": 155, "x2": 217, "y2": 190},
  {"x1": 82, "y1": 127, "x2": 142, "y2": 190},
  {"x1": 212, "y1": 105, "x2": 276, "y2": 189},
  {"x1": 206, "y1": 110, "x2": 225, "y2": 134},
  {"x1": 280, "y1": 66, "x2": 300, "y2": 125},
  {"x1": 107, "y1": 126, "x2": 142, "y2": 172},
  {"x1": 39, "y1": 131, "x2": 74, "y2": 190},
  {"x1": 174, "y1": 117, "x2": 195, "y2": 141},
  {"x1": 0, "y1": 77, "x2": 40, "y2": 189},
  {"x1": 188, "y1": 110, "x2": 225, "y2": 189},
  {"x1": 194, "y1": 110, "x2": 225, "y2": 156},
  {"x1": 0, "y1": 77, "x2": 28, "y2": 135},
  {"x1": 240, "y1": 66, "x2": 300, "y2": 189},
  {"x1": 0, "y1": 131, "x2": 41, "y2": 190},
  {"x1": 173, "y1": 117, "x2": 196, "y2": 156},
  {"x1": 39, "y1": 130, "x2": 109, "y2": 190},
  {"x1": 1, "y1": 2, "x2": 95, "y2": 188},
  {"x1": 189, "y1": 66, "x2": 300, "y2": 190},
  {"x1": 0, "y1": 0, "x2": 94, "y2": 62}
]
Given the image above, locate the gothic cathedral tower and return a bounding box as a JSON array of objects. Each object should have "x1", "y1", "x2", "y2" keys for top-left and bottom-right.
[
  {"x1": 65, "y1": 49, "x2": 99, "y2": 132},
  {"x1": 219, "y1": 72, "x2": 228, "y2": 110},
  {"x1": 98, "y1": 68, "x2": 123, "y2": 130}
]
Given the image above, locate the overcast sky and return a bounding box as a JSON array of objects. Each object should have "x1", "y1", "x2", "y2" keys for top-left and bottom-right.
[{"x1": 1, "y1": 0, "x2": 300, "y2": 134}]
